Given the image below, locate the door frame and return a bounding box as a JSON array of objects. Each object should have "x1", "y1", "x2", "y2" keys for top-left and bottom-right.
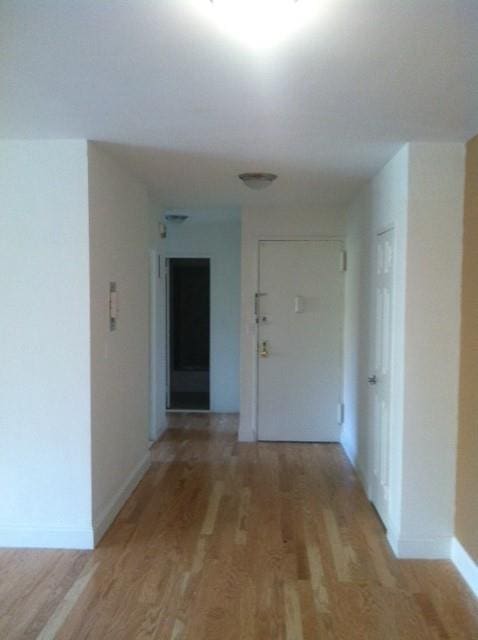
[
  {"x1": 252, "y1": 236, "x2": 345, "y2": 440},
  {"x1": 149, "y1": 249, "x2": 166, "y2": 441},
  {"x1": 164, "y1": 253, "x2": 213, "y2": 413}
]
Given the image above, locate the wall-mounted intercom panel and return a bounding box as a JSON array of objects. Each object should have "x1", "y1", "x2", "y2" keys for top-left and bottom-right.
[{"x1": 109, "y1": 282, "x2": 118, "y2": 331}]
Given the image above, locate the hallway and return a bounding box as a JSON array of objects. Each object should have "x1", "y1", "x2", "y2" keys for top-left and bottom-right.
[{"x1": 1, "y1": 414, "x2": 477, "y2": 639}]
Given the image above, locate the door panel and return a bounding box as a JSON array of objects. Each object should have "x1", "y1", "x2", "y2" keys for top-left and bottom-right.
[
  {"x1": 257, "y1": 240, "x2": 344, "y2": 442},
  {"x1": 371, "y1": 228, "x2": 394, "y2": 525}
]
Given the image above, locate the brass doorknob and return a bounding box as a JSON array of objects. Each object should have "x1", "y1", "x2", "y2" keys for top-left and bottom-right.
[{"x1": 259, "y1": 341, "x2": 269, "y2": 358}]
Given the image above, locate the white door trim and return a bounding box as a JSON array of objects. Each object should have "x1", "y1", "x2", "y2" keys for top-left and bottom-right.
[{"x1": 149, "y1": 249, "x2": 166, "y2": 442}]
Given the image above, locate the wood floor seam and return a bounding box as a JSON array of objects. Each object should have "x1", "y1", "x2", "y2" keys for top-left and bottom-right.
[{"x1": 1, "y1": 414, "x2": 477, "y2": 640}]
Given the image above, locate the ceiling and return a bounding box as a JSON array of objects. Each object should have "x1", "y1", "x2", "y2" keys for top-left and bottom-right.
[{"x1": 1, "y1": 1, "x2": 477, "y2": 209}]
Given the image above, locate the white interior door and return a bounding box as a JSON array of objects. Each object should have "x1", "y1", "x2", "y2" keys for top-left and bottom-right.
[
  {"x1": 257, "y1": 240, "x2": 344, "y2": 442},
  {"x1": 370, "y1": 228, "x2": 394, "y2": 526}
]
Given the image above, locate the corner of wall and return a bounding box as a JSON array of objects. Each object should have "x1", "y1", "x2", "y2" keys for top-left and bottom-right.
[
  {"x1": 238, "y1": 425, "x2": 256, "y2": 443},
  {"x1": 451, "y1": 537, "x2": 478, "y2": 597},
  {"x1": 93, "y1": 452, "x2": 151, "y2": 545},
  {"x1": 0, "y1": 139, "x2": 93, "y2": 550},
  {"x1": 0, "y1": 526, "x2": 95, "y2": 551},
  {"x1": 452, "y1": 134, "x2": 478, "y2": 597}
]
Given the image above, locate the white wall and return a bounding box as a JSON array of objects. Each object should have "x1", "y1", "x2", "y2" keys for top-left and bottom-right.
[
  {"x1": 399, "y1": 143, "x2": 464, "y2": 555},
  {"x1": 343, "y1": 146, "x2": 408, "y2": 535},
  {"x1": 164, "y1": 210, "x2": 241, "y2": 413},
  {"x1": 0, "y1": 140, "x2": 93, "y2": 548},
  {"x1": 343, "y1": 142, "x2": 465, "y2": 558},
  {"x1": 240, "y1": 207, "x2": 346, "y2": 441},
  {"x1": 88, "y1": 143, "x2": 151, "y2": 542}
]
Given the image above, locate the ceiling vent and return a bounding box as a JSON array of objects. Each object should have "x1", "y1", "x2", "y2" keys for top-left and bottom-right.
[{"x1": 165, "y1": 214, "x2": 188, "y2": 224}]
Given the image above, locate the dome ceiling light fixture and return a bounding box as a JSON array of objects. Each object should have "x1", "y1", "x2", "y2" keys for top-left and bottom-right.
[
  {"x1": 238, "y1": 172, "x2": 278, "y2": 190},
  {"x1": 165, "y1": 214, "x2": 189, "y2": 224},
  {"x1": 207, "y1": 0, "x2": 316, "y2": 50}
]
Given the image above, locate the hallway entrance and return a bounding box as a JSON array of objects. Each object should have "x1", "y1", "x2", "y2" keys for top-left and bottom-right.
[{"x1": 166, "y1": 257, "x2": 211, "y2": 411}]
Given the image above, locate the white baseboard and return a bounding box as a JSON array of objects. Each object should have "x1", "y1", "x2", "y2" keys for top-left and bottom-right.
[
  {"x1": 451, "y1": 537, "x2": 478, "y2": 597},
  {"x1": 0, "y1": 525, "x2": 94, "y2": 550},
  {"x1": 149, "y1": 422, "x2": 168, "y2": 447},
  {"x1": 356, "y1": 465, "x2": 372, "y2": 501},
  {"x1": 238, "y1": 428, "x2": 256, "y2": 442},
  {"x1": 387, "y1": 531, "x2": 451, "y2": 559},
  {"x1": 340, "y1": 436, "x2": 357, "y2": 467},
  {"x1": 156, "y1": 423, "x2": 167, "y2": 440},
  {"x1": 0, "y1": 452, "x2": 151, "y2": 550},
  {"x1": 340, "y1": 438, "x2": 372, "y2": 499},
  {"x1": 93, "y1": 451, "x2": 151, "y2": 545},
  {"x1": 150, "y1": 418, "x2": 167, "y2": 442},
  {"x1": 340, "y1": 435, "x2": 454, "y2": 562}
]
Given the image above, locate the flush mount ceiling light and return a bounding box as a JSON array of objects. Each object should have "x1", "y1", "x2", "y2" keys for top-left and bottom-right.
[
  {"x1": 239, "y1": 172, "x2": 278, "y2": 190},
  {"x1": 208, "y1": 0, "x2": 316, "y2": 50},
  {"x1": 165, "y1": 214, "x2": 189, "y2": 224}
]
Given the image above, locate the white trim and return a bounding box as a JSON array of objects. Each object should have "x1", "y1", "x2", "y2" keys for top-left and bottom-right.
[
  {"x1": 148, "y1": 422, "x2": 168, "y2": 447},
  {"x1": 256, "y1": 234, "x2": 346, "y2": 242},
  {"x1": 340, "y1": 435, "x2": 358, "y2": 467},
  {"x1": 238, "y1": 428, "x2": 256, "y2": 443},
  {"x1": 338, "y1": 446, "x2": 455, "y2": 562},
  {"x1": 155, "y1": 423, "x2": 168, "y2": 439},
  {"x1": 166, "y1": 409, "x2": 210, "y2": 414},
  {"x1": 387, "y1": 532, "x2": 451, "y2": 559},
  {"x1": 150, "y1": 249, "x2": 166, "y2": 441},
  {"x1": 0, "y1": 452, "x2": 151, "y2": 550},
  {"x1": 340, "y1": 440, "x2": 373, "y2": 500},
  {"x1": 357, "y1": 467, "x2": 372, "y2": 501},
  {"x1": 0, "y1": 525, "x2": 94, "y2": 550},
  {"x1": 93, "y1": 452, "x2": 151, "y2": 545},
  {"x1": 451, "y1": 537, "x2": 478, "y2": 597}
]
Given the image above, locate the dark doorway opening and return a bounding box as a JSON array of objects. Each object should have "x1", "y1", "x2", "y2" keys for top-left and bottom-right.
[{"x1": 167, "y1": 258, "x2": 210, "y2": 410}]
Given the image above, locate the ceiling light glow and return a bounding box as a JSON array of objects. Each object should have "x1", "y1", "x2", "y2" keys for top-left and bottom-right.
[{"x1": 208, "y1": 0, "x2": 317, "y2": 50}]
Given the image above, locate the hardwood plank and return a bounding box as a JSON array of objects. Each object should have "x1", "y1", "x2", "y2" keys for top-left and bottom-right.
[
  {"x1": 0, "y1": 413, "x2": 477, "y2": 640},
  {"x1": 284, "y1": 582, "x2": 303, "y2": 640}
]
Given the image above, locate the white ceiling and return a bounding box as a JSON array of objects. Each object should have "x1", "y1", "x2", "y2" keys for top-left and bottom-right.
[{"x1": 1, "y1": 1, "x2": 477, "y2": 209}]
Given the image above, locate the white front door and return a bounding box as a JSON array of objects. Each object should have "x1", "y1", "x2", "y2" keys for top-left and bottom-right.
[
  {"x1": 257, "y1": 240, "x2": 344, "y2": 442},
  {"x1": 370, "y1": 228, "x2": 394, "y2": 526}
]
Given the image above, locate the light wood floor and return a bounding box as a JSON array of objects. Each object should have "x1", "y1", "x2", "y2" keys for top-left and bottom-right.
[{"x1": 1, "y1": 414, "x2": 477, "y2": 639}]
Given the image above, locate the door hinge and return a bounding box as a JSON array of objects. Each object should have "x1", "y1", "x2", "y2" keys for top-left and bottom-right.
[
  {"x1": 340, "y1": 250, "x2": 347, "y2": 272},
  {"x1": 254, "y1": 292, "x2": 267, "y2": 317},
  {"x1": 337, "y1": 402, "x2": 345, "y2": 425}
]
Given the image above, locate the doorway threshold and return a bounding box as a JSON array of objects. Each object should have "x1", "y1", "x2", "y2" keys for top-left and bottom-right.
[{"x1": 167, "y1": 409, "x2": 211, "y2": 414}]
